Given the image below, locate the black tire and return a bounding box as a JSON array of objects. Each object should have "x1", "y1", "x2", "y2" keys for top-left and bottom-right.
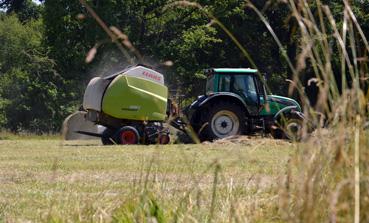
[
  {"x1": 159, "y1": 134, "x2": 170, "y2": 145},
  {"x1": 270, "y1": 128, "x2": 285, "y2": 139},
  {"x1": 101, "y1": 128, "x2": 116, "y2": 145},
  {"x1": 117, "y1": 126, "x2": 140, "y2": 145},
  {"x1": 283, "y1": 118, "x2": 303, "y2": 141},
  {"x1": 273, "y1": 116, "x2": 303, "y2": 141},
  {"x1": 198, "y1": 102, "x2": 246, "y2": 141}
]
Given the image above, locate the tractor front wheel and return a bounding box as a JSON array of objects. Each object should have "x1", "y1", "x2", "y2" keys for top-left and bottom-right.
[
  {"x1": 199, "y1": 102, "x2": 245, "y2": 141},
  {"x1": 283, "y1": 118, "x2": 303, "y2": 141},
  {"x1": 272, "y1": 116, "x2": 303, "y2": 141}
]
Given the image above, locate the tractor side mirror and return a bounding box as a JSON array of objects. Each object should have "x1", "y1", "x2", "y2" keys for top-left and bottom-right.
[{"x1": 259, "y1": 73, "x2": 269, "y2": 107}]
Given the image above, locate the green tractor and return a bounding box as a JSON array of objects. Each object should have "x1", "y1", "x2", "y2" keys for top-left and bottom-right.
[{"x1": 183, "y1": 68, "x2": 305, "y2": 141}]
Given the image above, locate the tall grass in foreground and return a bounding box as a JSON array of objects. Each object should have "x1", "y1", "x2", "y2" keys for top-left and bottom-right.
[
  {"x1": 253, "y1": 1, "x2": 369, "y2": 222},
  {"x1": 75, "y1": 0, "x2": 369, "y2": 222}
]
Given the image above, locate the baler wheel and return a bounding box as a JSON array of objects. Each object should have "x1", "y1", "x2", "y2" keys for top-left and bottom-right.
[
  {"x1": 118, "y1": 126, "x2": 140, "y2": 145},
  {"x1": 159, "y1": 134, "x2": 170, "y2": 145},
  {"x1": 101, "y1": 128, "x2": 115, "y2": 145}
]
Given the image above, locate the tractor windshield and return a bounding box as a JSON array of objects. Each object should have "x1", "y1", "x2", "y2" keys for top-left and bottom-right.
[{"x1": 255, "y1": 76, "x2": 267, "y2": 103}]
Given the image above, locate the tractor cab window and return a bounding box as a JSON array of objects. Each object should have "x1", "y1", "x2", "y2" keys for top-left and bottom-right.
[
  {"x1": 218, "y1": 74, "x2": 259, "y2": 107},
  {"x1": 219, "y1": 75, "x2": 231, "y2": 92},
  {"x1": 206, "y1": 74, "x2": 215, "y2": 94},
  {"x1": 231, "y1": 75, "x2": 258, "y2": 106}
]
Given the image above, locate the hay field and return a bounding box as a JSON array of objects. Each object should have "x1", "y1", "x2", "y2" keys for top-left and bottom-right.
[{"x1": 0, "y1": 138, "x2": 294, "y2": 222}]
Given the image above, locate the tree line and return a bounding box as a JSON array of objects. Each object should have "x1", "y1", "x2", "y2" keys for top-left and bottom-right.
[{"x1": 0, "y1": 0, "x2": 368, "y2": 133}]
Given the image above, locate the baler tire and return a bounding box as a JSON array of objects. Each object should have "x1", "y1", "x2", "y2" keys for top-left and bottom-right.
[
  {"x1": 159, "y1": 134, "x2": 170, "y2": 145},
  {"x1": 118, "y1": 126, "x2": 140, "y2": 145},
  {"x1": 101, "y1": 128, "x2": 115, "y2": 145}
]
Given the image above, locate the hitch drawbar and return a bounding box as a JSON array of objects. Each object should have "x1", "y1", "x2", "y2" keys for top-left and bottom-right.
[
  {"x1": 74, "y1": 116, "x2": 193, "y2": 143},
  {"x1": 75, "y1": 131, "x2": 103, "y2": 138}
]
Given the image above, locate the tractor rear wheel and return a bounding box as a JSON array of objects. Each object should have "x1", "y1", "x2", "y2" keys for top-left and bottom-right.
[
  {"x1": 199, "y1": 102, "x2": 245, "y2": 141},
  {"x1": 118, "y1": 126, "x2": 140, "y2": 145}
]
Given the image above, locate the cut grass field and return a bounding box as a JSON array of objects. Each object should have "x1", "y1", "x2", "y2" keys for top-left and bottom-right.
[{"x1": 0, "y1": 138, "x2": 294, "y2": 222}]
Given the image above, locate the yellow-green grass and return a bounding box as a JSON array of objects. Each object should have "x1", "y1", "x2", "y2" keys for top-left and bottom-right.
[
  {"x1": 0, "y1": 138, "x2": 294, "y2": 222},
  {"x1": 0, "y1": 132, "x2": 61, "y2": 141}
]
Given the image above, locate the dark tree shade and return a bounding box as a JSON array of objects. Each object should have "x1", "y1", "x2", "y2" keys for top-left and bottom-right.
[
  {"x1": 0, "y1": 0, "x2": 24, "y2": 12},
  {"x1": 0, "y1": 0, "x2": 42, "y2": 21}
]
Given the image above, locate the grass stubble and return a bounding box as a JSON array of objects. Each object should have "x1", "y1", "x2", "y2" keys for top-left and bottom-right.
[{"x1": 0, "y1": 138, "x2": 293, "y2": 222}]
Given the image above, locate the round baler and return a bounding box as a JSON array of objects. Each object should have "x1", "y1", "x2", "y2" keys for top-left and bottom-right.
[{"x1": 81, "y1": 65, "x2": 170, "y2": 145}]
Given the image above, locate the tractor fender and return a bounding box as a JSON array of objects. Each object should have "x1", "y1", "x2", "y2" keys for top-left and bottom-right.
[
  {"x1": 197, "y1": 93, "x2": 249, "y2": 113},
  {"x1": 185, "y1": 93, "x2": 249, "y2": 125},
  {"x1": 273, "y1": 105, "x2": 305, "y2": 121}
]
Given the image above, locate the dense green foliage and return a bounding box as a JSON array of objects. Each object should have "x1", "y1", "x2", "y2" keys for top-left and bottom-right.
[
  {"x1": 42, "y1": 0, "x2": 293, "y2": 96},
  {"x1": 0, "y1": 0, "x2": 368, "y2": 132},
  {"x1": 0, "y1": 15, "x2": 72, "y2": 132}
]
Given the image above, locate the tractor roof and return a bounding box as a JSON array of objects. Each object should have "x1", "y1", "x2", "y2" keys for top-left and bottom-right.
[{"x1": 205, "y1": 68, "x2": 258, "y2": 75}]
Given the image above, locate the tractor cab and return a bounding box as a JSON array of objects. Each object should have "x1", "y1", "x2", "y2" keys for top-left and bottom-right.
[{"x1": 205, "y1": 68, "x2": 266, "y2": 115}]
